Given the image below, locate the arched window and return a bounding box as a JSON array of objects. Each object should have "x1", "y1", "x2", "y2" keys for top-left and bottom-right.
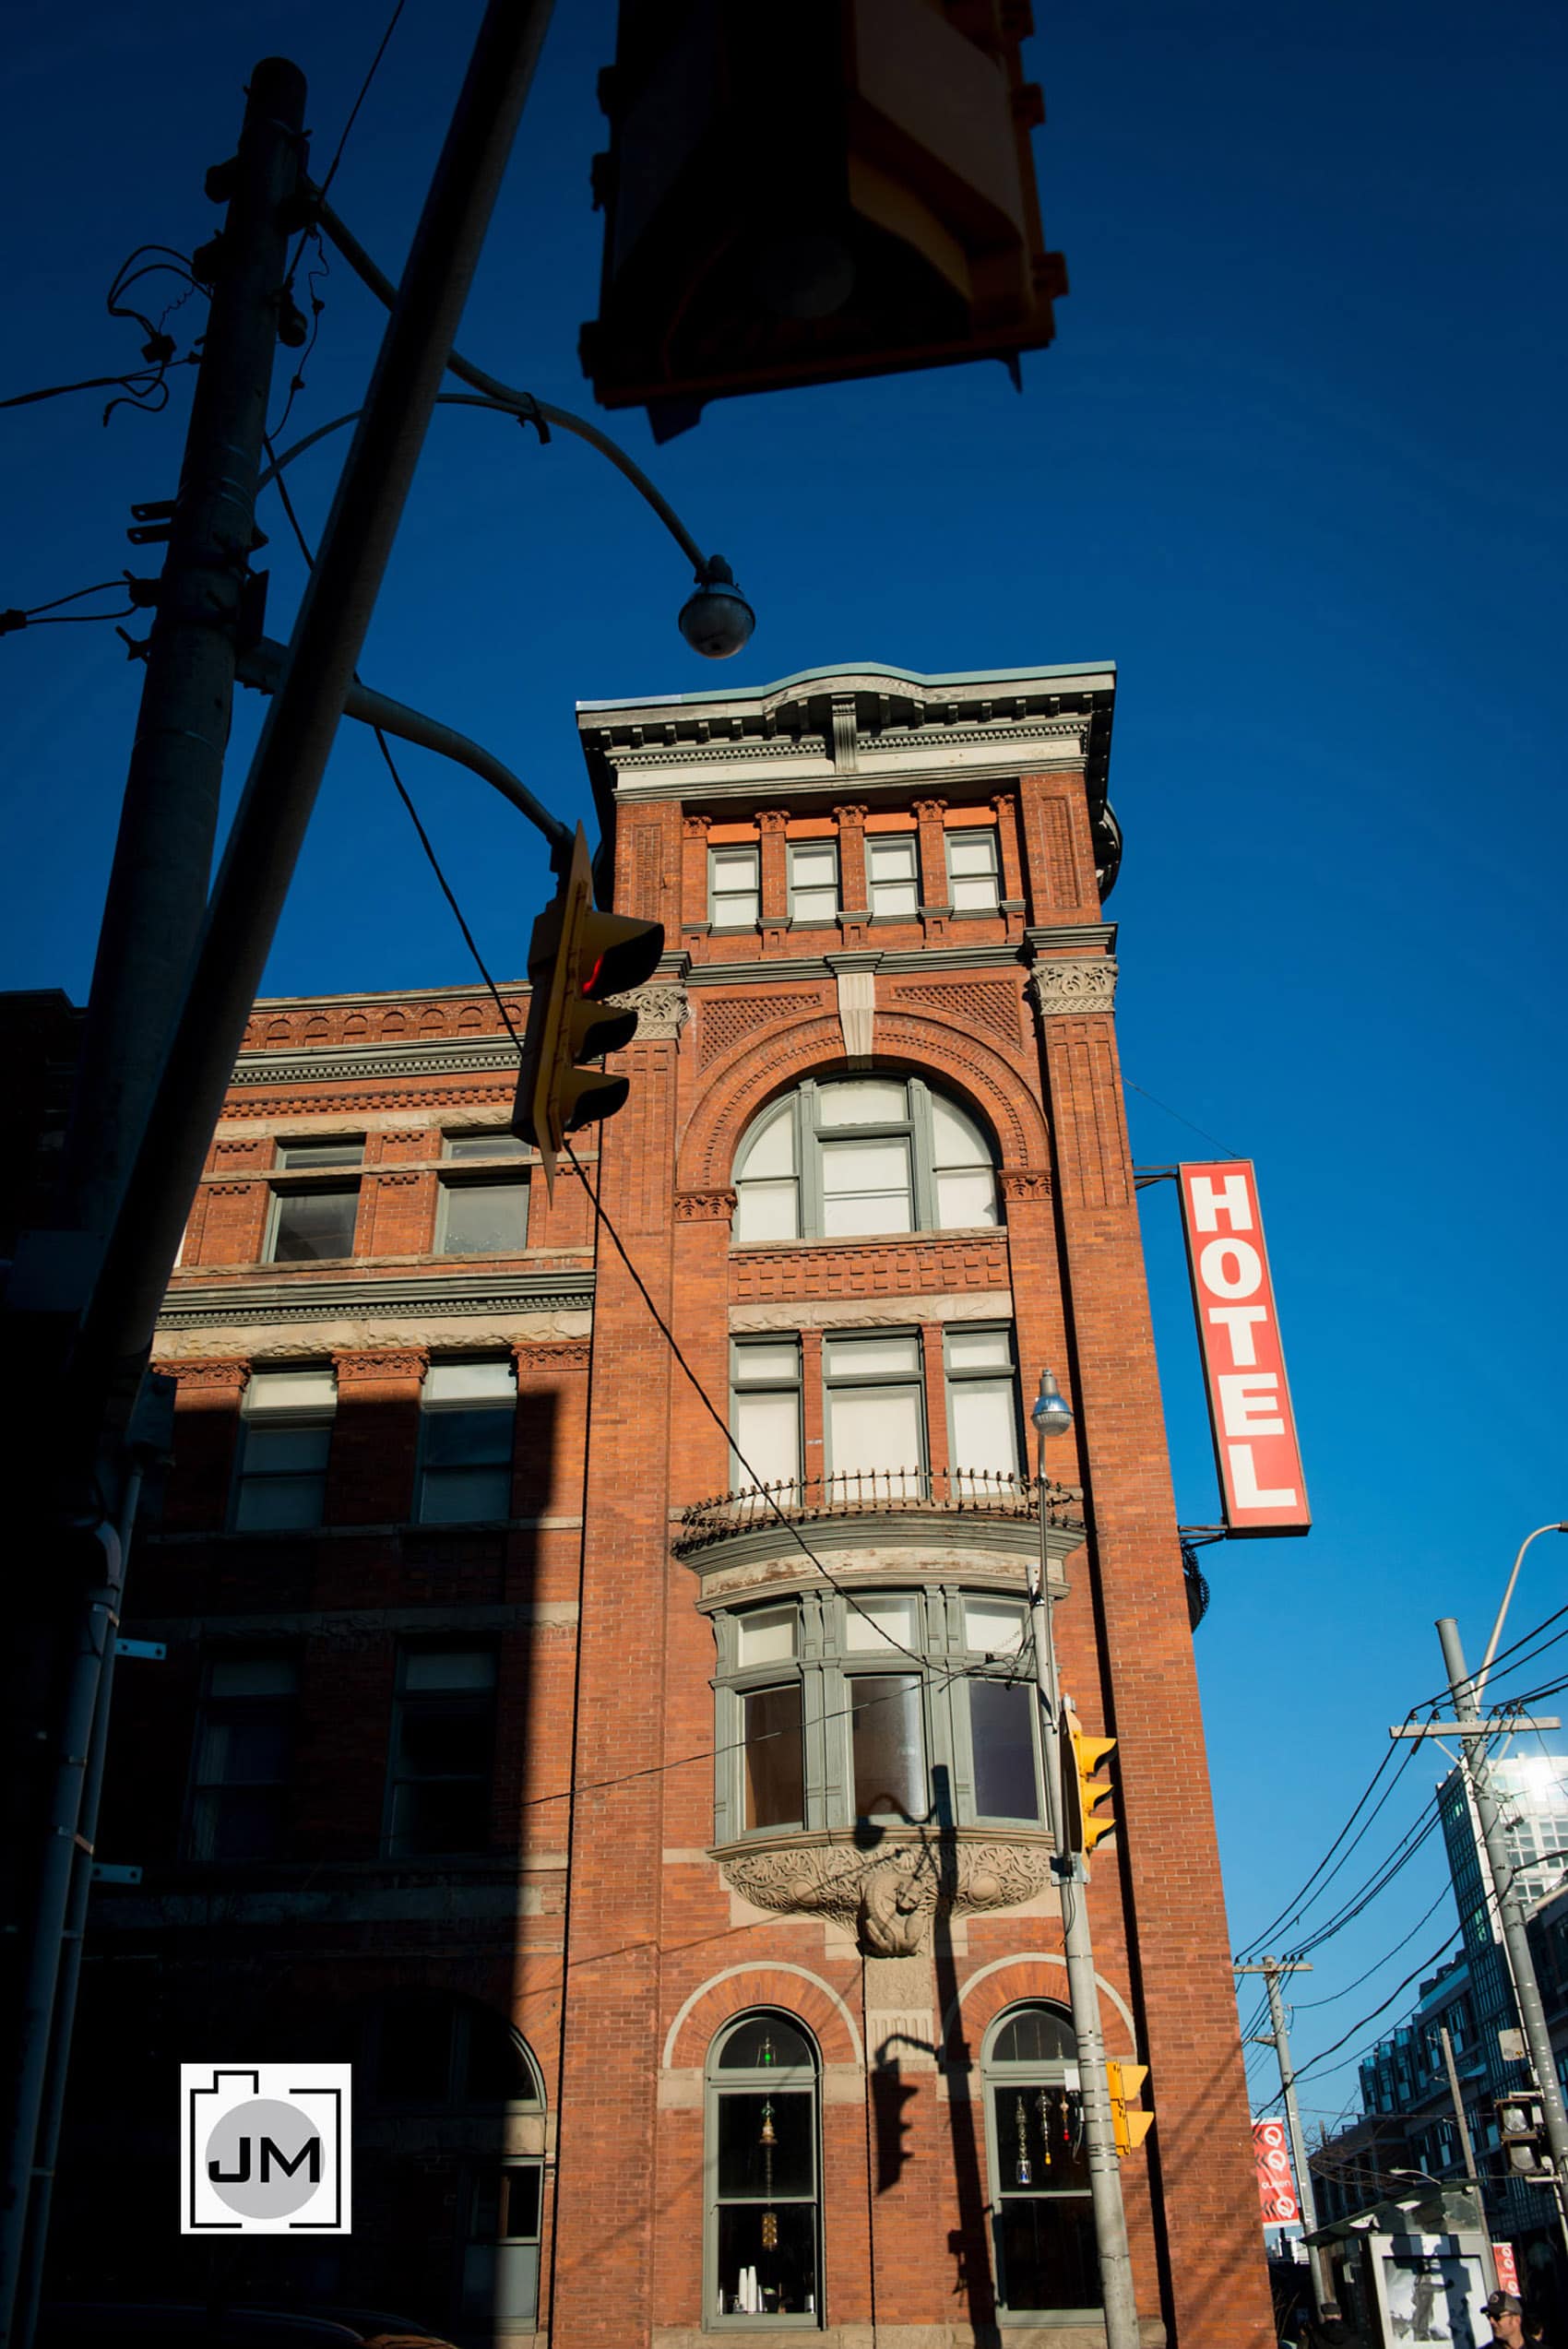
[
  {"x1": 983, "y1": 2002, "x2": 1101, "y2": 2318},
  {"x1": 707, "y1": 2011, "x2": 822, "y2": 2326},
  {"x1": 732, "y1": 1077, "x2": 998, "y2": 1244}
]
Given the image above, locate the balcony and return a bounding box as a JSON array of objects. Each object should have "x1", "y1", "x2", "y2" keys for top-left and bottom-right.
[{"x1": 672, "y1": 1466, "x2": 1084, "y2": 1562}]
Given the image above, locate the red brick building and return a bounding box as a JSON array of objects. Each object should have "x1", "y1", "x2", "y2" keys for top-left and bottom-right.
[{"x1": 51, "y1": 659, "x2": 1273, "y2": 2349}]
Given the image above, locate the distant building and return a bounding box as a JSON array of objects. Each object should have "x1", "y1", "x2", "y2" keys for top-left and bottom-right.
[
  {"x1": 1312, "y1": 1757, "x2": 1568, "y2": 2296},
  {"x1": 33, "y1": 659, "x2": 1274, "y2": 2349}
]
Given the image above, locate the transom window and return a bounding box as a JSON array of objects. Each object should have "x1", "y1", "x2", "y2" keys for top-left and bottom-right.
[
  {"x1": 710, "y1": 844, "x2": 761, "y2": 929},
  {"x1": 946, "y1": 829, "x2": 1001, "y2": 912},
  {"x1": 707, "y1": 2012, "x2": 821, "y2": 2326},
  {"x1": 732, "y1": 1078, "x2": 999, "y2": 1244},
  {"x1": 445, "y1": 1130, "x2": 530, "y2": 1161},
  {"x1": 276, "y1": 1137, "x2": 363, "y2": 1169},
  {"x1": 983, "y1": 2003, "x2": 1101, "y2": 2318},
  {"x1": 710, "y1": 1587, "x2": 1043, "y2": 1843},
  {"x1": 868, "y1": 833, "x2": 919, "y2": 918}
]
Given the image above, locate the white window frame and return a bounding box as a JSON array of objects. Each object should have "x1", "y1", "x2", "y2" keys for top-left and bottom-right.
[
  {"x1": 730, "y1": 1339, "x2": 803, "y2": 1508},
  {"x1": 867, "y1": 833, "x2": 920, "y2": 919},
  {"x1": 709, "y1": 843, "x2": 762, "y2": 930},
  {"x1": 786, "y1": 840, "x2": 839, "y2": 929},
  {"x1": 264, "y1": 1179, "x2": 362, "y2": 1264},
  {"x1": 945, "y1": 827, "x2": 1002, "y2": 913},
  {"x1": 822, "y1": 1329, "x2": 927, "y2": 1502}
]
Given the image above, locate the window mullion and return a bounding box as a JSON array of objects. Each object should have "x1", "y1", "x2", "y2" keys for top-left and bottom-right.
[
  {"x1": 799, "y1": 1091, "x2": 824, "y2": 1240},
  {"x1": 909, "y1": 1080, "x2": 937, "y2": 1229}
]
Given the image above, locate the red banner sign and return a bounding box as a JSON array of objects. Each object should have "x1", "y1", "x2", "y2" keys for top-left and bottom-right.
[
  {"x1": 1179, "y1": 1162, "x2": 1311, "y2": 1536},
  {"x1": 1494, "y1": 2245, "x2": 1520, "y2": 2299},
  {"x1": 1253, "y1": 2118, "x2": 1301, "y2": 2225}
]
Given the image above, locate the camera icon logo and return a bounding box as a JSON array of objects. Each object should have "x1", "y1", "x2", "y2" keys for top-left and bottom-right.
[{"x1": 180, "y1": 2064, "x2": 351, "y2": 2234}]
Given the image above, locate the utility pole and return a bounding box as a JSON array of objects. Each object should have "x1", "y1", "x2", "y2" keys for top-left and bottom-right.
[
  {"x1": 56, "y1": 56, "x2": 308, "y2": 1254},
  {"x1": 1439, "y1": 2021, "x2": 1499, "y2": 2292},
  {"x1": 0, "y1": 65, "x2": 307, "y2": 2349},
  {"x1": 1029, "y1": 1373, "x2": 1140, "y2": 2349},
  {"x1": 1388, "y1": 1620, "x2": 1568, "y2": 2248},
  {"x1": 1238, "y1": 1957, "x2": 1329, "y2": 2312}
]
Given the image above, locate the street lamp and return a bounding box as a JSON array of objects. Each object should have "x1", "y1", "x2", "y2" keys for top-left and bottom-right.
[
  {"x1": 1475, "y1": 1522, "x2": 1568, "y2": 1705},
  {"x1": 1026, "y1": 1371, "x2": 1140, "y2": 2349}
]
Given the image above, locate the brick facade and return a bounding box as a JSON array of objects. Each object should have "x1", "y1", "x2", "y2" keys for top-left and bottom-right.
[{"x1": 52, "y1": 663, "x2": 1271, "y2": 2349}]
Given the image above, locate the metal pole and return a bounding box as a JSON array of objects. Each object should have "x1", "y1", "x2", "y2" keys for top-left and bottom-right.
[
  {"x1": 1437, "y1": 1616, "x2": 1568, "y2": 2242},
  {"x1": 1258, "y1": 1959, "x2": 1330, "y2": 2312},
  {"x1": 1029, "y1": 1430, "x2": 1140, "y2": 2349},
  {"x1": 1439, "y1": 2022, "x2": 1498, "y2": 2294},
  {"x1": 57, "y1": 58, "x2": 307, "y2": 1247},
  {"x1": 1475, "y1": 1524, "x2": 1568, "y2": 1707},
  {"x1": 65, "y1": 0, "x2": 556, "y2": 1444}
]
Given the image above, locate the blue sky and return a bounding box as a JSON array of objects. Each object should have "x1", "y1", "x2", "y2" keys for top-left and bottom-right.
[{"x1": 5, "y1": 0, "x2": 1566, "y2": 2141}]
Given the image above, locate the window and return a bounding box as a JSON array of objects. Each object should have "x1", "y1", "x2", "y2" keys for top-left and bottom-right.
[
  {"x1": 824, "y1": 1331, "x2": 925, "y2": 1501},
  {"x1": 277, "y1": 1138, "x2": 364, "y2": 1169},
  {"x1": 945, "y1": 1326, "x2": 1021, "y2": 1494},
  {"x1": 267, "y1": 1185, "x2": 360, "y2": 1263},
  {"x1": 386, "y1": 1646, "x2": 497, "y2": 1856},
  {"x1": 233, "y1": 1367, "x2": 336, "y2": 1530},
  {"x1": 712, "y1": 1587, "x2": 1042, "y2": 1843},
  {"x1": 462, "y1": 2163, "x2": 544, "y2": 2330},
  {"x1": 868, "y1": 833, "x2": 919, "y2": 919},
  {"x1": 946, "y1": 829, "x2": 1001, "y2": 912},
  {"x1": 732, "y1": 1079, "x2": 998, "y2": 1245},
  {"x1": 369, "y1": 1989, "x2": 540, "y2": 2106},
  {"x1": 788, "y1": 842, "x2": 838, "y2": 927},
  {"x1": 188, "y1": 1652, "x2": 298, "y2": 1860},
  {"x1": 444, "y1": 1130, "x2": 529, "y2": 1161},
  {"x1": 438, "y1": 1176, "x2": 529, "y2": 1255},
  {"x1": 984, "y1": 2004, "x2": 1101, "y2": 2318},
  {"x1": 731, "y1": 1341, "x2": 802, "y2": 1505},
  {"x1": 417, "y1": 1359, "x2": 517, "y2": 1524},
  {"x1": 707, "y1": 2013, "x2": 821, "y2": 2325},
  {"x1": 710, "y1": 844, "x2": 761, "y2": 929}
]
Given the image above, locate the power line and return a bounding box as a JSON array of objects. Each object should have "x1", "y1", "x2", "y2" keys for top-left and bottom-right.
[{"x1": 1233, "y1": 1720, "x2": 1426, "y2": 1960}]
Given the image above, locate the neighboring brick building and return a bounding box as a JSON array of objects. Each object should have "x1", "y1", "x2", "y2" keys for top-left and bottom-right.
[{"x1": 47, "y1": 659, "x2": 1274, "y2": 2349}]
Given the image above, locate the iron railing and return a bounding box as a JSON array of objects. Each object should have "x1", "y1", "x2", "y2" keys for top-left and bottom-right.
[{"x1": 672, "y1": 1466, "x2": 1083, "y2": 1555}]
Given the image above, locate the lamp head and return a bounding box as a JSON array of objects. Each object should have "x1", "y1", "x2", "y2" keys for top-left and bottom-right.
[
  {"x1": 679, "y1": 554, "x2": 755, "y2": 659},
  {"x1": 1031, "y1": 1368, "x2": 1074, "y2": 1441}
]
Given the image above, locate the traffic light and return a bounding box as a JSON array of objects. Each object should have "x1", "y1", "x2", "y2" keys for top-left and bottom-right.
[
  {"x1": 1105, "y1": 2062, "x2": 1153, "y2": 2157},
  {"x1": 582, "y1": 0, "x2": 1068, "y2": 439},
  {"x1": 1497, "y1": 2093, "x2": 1550, "y2": 2175},
  {"x1": 1059, "y1": 1707, "x2": 1118, "y2": 1857},
  {"x1": 511, "y1": 824, "x2": 664, "y2": 1195}
]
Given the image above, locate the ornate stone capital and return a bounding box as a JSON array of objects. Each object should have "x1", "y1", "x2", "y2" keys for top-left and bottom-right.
[
  {"x1": 757, "y1": 808, "x2": 790, "y2": 835},
  {"x1": 1028, "y1": 957, "x2": 1119, "y2": 1017},
  {"x1": 998, "y1": 1167, "x2": 1053, "y2": 1203},
  {"x1": 331, "y1": 1347, "x2": 429, "y2": 1384},
  {"x1": 911, "y1": 798, "x2": 948, "y2": 824},
  {"x1": 682, "y1": 813, "x2": 712, "y2": 838},
  {"x1": 832, "y1": 802, "x2": 869, "y2": 828},
  {"x1": 673, "y1": 1187, "x2": 737, "y2": 1224},
  {"x1": 158, "y1": 1358, "x2": 250, "y2": 1397},
  {"x1": 514, "y1": 1338, "x2": 591, "y2": 1374},
  {"x1": 607, "y1": 979, "x2": 690, "y2": 1042},
  {"x1": 717, "y1": 1830, "x2": 1056, "y2": 1956}
]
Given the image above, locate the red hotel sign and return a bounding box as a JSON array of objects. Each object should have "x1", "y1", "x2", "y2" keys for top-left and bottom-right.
[{"x1": 1178, "y1": 1163, "x2": 1310, "y2": 1536}]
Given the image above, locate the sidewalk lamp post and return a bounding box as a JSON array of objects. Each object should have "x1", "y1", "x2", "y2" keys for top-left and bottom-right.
[{"x1": 1028, "y1": 1370, "x2": 1141, "y2": 2349}]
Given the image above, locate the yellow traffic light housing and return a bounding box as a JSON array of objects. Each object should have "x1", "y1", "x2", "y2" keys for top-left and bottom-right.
[
  {"x1": 1060, "y1": 1706, "x2": 1118, "y2": 1857},
  {"x1": 582, "y1": 0, "x2": 1067, "y2": 439},
  {"x1": 511, "y1": 825, "x2": 664, "y2": 1195},
  {"x1": 1106, "y1": 2061, "x2": 1152, "y2": 2156}
]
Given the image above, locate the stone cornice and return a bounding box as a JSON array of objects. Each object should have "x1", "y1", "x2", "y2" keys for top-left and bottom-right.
[
  {"x1": 157, "y1": 1266, "x2": 594, "y2": 1334},
  {"x1": 687, "y1": 943, "x2": 1031, "y2": 987},
  {"x1": 229, "y1": 1036, "x2": 522, "y2": 1088}
]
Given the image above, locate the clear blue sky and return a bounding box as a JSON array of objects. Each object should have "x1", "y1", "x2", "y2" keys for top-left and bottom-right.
[{"x1": 5, "y1": 0, "x2": 1566, "y2": 2141}]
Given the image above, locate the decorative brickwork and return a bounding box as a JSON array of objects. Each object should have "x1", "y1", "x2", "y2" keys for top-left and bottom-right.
[
  {"x1": 730, "y1": 1230, "x2": 1009, "y2": 1303},
  {"x1": 887, "y1": 976, "x2": 1024, "y2": 1050},
  {"x1": 513, "y1": 1339, "x2": 592, "y2": 1374},
  {"x1": 672, "y1": 1188, "x2": 736, "y2": 1224},
  {"x1": 698, "y1": 990, "x2": 822, "y2": 1067}
]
